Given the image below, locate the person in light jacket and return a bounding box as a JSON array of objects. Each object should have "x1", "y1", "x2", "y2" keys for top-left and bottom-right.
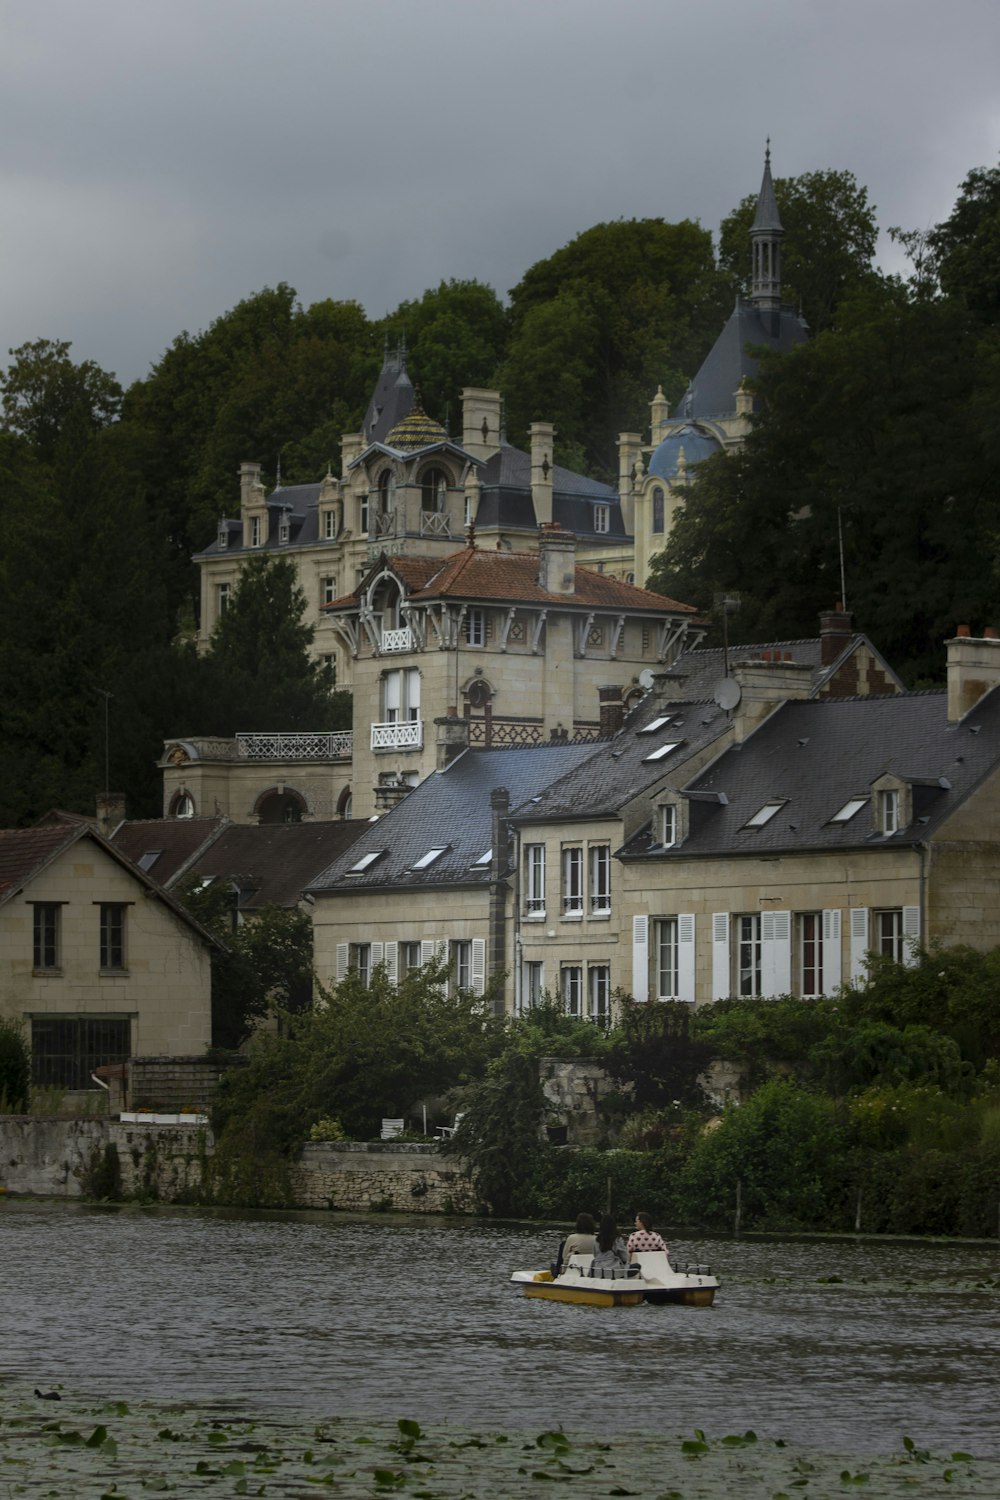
[{"x1": 589, "y1": 1215, "x2": 628, "y2": 1277}]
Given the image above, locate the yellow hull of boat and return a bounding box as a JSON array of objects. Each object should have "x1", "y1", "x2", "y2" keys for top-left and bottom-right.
[{"x1": 523, "y1": 1279, "x2": 645, "y2": 1308}]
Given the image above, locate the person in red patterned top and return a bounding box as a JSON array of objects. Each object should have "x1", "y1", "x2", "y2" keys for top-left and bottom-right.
[{"x1": 626, "y1": 1211, "x2": 668, "y2": 1261}]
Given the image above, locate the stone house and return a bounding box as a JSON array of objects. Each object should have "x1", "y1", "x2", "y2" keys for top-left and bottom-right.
[{"x1": 0, "y1": 823, "x2": 220, "y2": 1089}]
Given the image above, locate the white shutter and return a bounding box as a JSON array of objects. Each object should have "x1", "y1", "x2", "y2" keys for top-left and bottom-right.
[
  {"x1": 335, "y1": 943, "x2": 349, "y2": 983},
  {"x1": 712, "y1": 913, "x2": 731, "y2": 1000},
  {"x1": 471, "y1": 938, "x2": 486, "y2": 995},
  {"x1": 384, "y1": 941, "x2": 398, "y2": 983},
  {"x1": 762, "y1": 910, "x2": 791, "y2": 997},
  {"x1": 902, "y1": 906, "x2": 921, "y2": 967},
  {"x1": 677, "y1": 914, "x2": 696, "y2": 1004},
  {"x1": 421, "y1": 938, "x2": 436, "y2": 966},
  {"x1": 631, "y1": 915, "x2": 649, "y2": 1002},
  {"x1": 822, "y1": 909, "x2": 842, "y2": 993},
  {"x1": 850, "y1": 908, "x2": 869, "y2": 984},
  {"x1": 434, "y1": 937, "x2": 448, "y2": 964},
  {"x1": 370, "y1": 941, "x2": 384, "y2": 972}
]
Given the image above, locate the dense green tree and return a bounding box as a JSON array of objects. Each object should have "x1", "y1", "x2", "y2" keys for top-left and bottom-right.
[
  {"x1": 718, "y1": 168, "x2": 879, "y2": 332},
  {"x1": 607, "y1": 998, "x2": 713, "y2": 1111},
  {"x1": 501, "y1": 219, "x2": 728, "y2": 476},
  {"x1": 928, "y1": 159, "x2": 1000, "y2": 321},
  {"x1": 648, "y1": 281, "x2": 999, "y2": 681},
  {"x1": 0, "y1": 339, "x2": 123, "y2": 465},
  {"x1": 0, "y1": 1017, "x2": 30, "y2": 1112},
  {"x1": 379, "y1": 279, "x2": 509, "y2": 432},
  {"x1": 187, "y1": 553, "x2": 349, "y2": 736}
]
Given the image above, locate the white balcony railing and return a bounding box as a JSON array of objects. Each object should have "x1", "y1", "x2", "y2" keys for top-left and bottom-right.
[
  {"x1": 380, "y1": 626, "x2": 413, "y2": 653},
  {"x1": 237, "y1": 731, "x2": 353, "y2": 761},
  {"x1": 371, "y1": 720, "x2": 423, "y2": 751}
]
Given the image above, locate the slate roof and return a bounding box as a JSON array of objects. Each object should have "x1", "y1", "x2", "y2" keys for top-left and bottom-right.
[
  {"x1": 111, "y1": 817, "x2": 228, "y2": 887},
  {"x1": 620, "y1": 688, "x2": 1000, "y2": 863},
  {"x1": 652, "y1": 634, "x2": 903, "y2": 701},
  {"x1": 194, "y1": 480, "x2": 328, "y2": 560},
  {"x1": 474, "y1": 443, "x2": 626, "y2": 541},
  {"x1": 327, "y1": 545, "x2": 697, "y2": 616},
  {"x1": 675, "y1": 299, "x2": 808, "y2": 422},
  {"x1": 309, "y1": 744, "x2": 600, "y2": 895},
  {"x1": 363, "y1": 346, "x2": 415, "y2": 445},
  {"x1": 187, "y1": 821, "x2": 369, "y2": 909}
]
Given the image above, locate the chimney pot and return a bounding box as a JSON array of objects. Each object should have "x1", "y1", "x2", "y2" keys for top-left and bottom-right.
[
  {"x1": 985, "y1": 627, "x2": 998, "y2": 640},
  {"x1": 957, "y1": 624, "x2": 971, "y2": 637}
]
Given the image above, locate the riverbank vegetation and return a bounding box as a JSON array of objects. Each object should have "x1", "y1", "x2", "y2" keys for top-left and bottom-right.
[{"x1": 204, "y1": 943, "x2": 1000, "y2": 1238}]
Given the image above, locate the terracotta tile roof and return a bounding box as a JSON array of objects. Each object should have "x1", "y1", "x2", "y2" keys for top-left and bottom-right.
[
  {"x1": 0, "y1": 825, "x2": 81, "y2": 903},
  {"x1": 326, "y1": 546, "x2": 696, "y2": 616}
]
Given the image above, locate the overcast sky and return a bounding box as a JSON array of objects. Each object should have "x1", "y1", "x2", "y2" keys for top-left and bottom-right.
[{"x1": 1, "y1": 0, "x2": 998, "y2": 387}]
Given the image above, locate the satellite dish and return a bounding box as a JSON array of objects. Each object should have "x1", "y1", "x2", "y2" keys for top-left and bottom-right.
[
  {"x1": 638, "y1": 668, "x2": 655, "y2": 691},
  {"x1": 713, "y1": 676, "x2": 741, "y2": 711}
]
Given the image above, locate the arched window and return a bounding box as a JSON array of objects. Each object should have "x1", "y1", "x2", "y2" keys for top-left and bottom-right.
[
  {"x1": 652, "y1": 486, "x2": 665, "y2": 534},
  {"x1": 420, "y1": 467, "x2": 448, "y2": 512},
  {"x1": 378, "y1": 469, "x2": 393, "y2": 514},
  {"x1": 169, "y1": 791, "x2": 195, "y2": 819},
  {"x1": 254, "y1": 788, "x2": 306, "y2": 825},
  {"x1": 337, "y1": 786, "x2": 353, "y2": 818}
]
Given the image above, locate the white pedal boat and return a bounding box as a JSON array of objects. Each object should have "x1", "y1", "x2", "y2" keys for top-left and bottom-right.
[{"x1": 511, "y1": 1250, "x2": 719, "y2": 1308}]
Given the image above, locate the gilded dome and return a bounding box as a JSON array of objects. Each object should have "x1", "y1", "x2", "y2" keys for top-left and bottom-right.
[{"x1": 385, "y1": 388, "x2": 447, "y2": 453}]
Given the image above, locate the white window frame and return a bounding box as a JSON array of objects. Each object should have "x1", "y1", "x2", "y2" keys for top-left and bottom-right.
[
  {"x1": 660, "y1": 804, "x2": 677, "y2": 847},
  {"x1": 323, "y1": 509, "x2": 337, "y2": 540},
  {"x1": 464, "y1": 607, "x2": 486, "y2": 647},
  {"x1": 561, "y1": 965, "x2": 583, "y2": 1018},
  {"x1": 588, "y1": 844, "x2": 611, "y2": 915},
  {"x1": 524, "y1": 843, "x2": 546, "y2": 917},
  {"x1": 798, "y1": 911, "x2": 824, "y2": 998},
  {"x1": 523, "y1": 960, "x2": 544, "y2": 1010},
  {"x1": 655, "y1": 917, "x2": 679, "y2": 1000},
  {"x1": 561, "y1": 847, "x2": 584, "y2": 917},
  {"x1": 588, "y1": 965, "x2": 611, "y2": 1024},
  {"x1": 452, "y1": 940, "x2": 472, "y2": 991},
  {"x1": 737, "y1": 913, "x2": 762, "y2": 997},
  {"x1": 880, "y1": 789, "x2": 900, "y2": 835},
  {"x1": 249, "y1": 515, "x2": 261, "y2": 548},
  {"x1": 217, "y1": 582, "x2": 231, "y2": 617},
  {"x1": 321, "y1": 575, "x2": 337, "y2": 607},
  {"x1": 593, "y1": 504, "x2": 610, "y2": 534}
]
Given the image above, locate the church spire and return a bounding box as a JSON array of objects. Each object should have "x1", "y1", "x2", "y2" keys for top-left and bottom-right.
[{"x1": 750, "y1": 139, "x2": 784, "y2": 311}]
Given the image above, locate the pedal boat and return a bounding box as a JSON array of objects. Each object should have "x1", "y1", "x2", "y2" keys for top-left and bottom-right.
[{"x1": 511, "y1": 1250, "x2": 718, "y2": 1308}]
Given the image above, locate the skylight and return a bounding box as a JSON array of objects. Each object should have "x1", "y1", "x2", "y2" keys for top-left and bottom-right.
[
  {"x1": 137, "y1": 850, "x2": 161, "y2": 872},
  {"x1": 347, "y1": 849, "x2": 385, "y2": 873},
  {"x1": 638, "y1": 716, "x2": 673, "y2": 735},
  {"x1": 744, "y1": 801, "x2": 784, "y2": 828},
  {"x1": 830, "y1": 797, "x2": 867, "y2": 824},
  {"x1": 642, "y1": 741, "x2": 681, "y2": 762},
  {"x1": 471, "y1": 848, "x2": 492, "y2": 867},
  {"x1": 411, "y1": 846, "x2": 448, "y2": 870}
]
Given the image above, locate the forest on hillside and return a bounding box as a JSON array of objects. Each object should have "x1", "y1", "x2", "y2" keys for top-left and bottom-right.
[{"x1": 0, "y1": 160, "x2": 997, "y2": 824}]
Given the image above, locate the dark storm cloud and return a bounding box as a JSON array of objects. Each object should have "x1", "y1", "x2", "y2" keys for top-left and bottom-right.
[{"x1": 1, "y1": 0, "x2": 997, "y2": 384}]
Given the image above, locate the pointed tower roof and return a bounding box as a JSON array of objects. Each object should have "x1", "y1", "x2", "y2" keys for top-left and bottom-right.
[
  {"x1": 751, "y1": 141, "x2": 783, "y2": 233},
  {"x1": 750, "y1": 140, "x2": 785, "y2": 313},
  {"x1": 362, "y1": 340, "x2": 415, "y2": 445}
]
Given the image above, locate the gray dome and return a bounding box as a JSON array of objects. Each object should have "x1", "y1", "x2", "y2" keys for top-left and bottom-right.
[{"x1": 648, "y1": 424, "x2": 720, "y2": 481}]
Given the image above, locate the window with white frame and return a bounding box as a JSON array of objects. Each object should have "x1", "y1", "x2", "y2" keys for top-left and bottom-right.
[
  {"x1": 353, "y1": 943, "x2": 372, "y2": 988},
  {"x1": 278, "y1": 512, "x2": 291, "y2": 544},
  {"x1": 879, "y1": 788, "x2": 900, "y2": 835},
  {"x1": 452, "y1": 940, "x2": 472, "y2": 990},
  {"x1": 798, "y1": 912, "x2": 824, "y2": 997},
  {"x1": 589, "y1": 844, "x2": 611, "y2": 914},
  {"x1": 217, "y1": 521, "x2": 229, "y2": 549},
  {"x1": 561, "y1": 847, "x2": 584, "y2": 916},
  {"x1": 588, "y1": 964, "x2": 611, "y2": 1024},
  {"x1": 523, "y1": 960, "x2": 543, "y2": 1009},
  {"x1": 738, "y1": 914, "x2": 762, "y2": 996},
  {"x1": 217, "y1": 582, "x2": 231, "y2": 617},
  {"x1": 401, "y1": 941, "x2": 422, "y2": 976},
  {"x1": 561, "y1": 965, "x2": 583, "y2": 1017},
  {"x1": 383, "y1": 668, "x2": 420, "y2": 722},
  {"x1": 660, "y1": 804, "x2": 677, "y2": 847},
  {"x1": 593, "y1": 504, "x2": 609, "y2": 534},
  {"x1": 359, "y1": 492, "x2": 369, "y2": 533},
  {"x1": 323, "y1": 509, "x2": 337, "y2": 540},
  {"x1": 321, "y1": 575, "x2": 337, "y2": 607},
  {"x1": 249, "y1": 515, "x2": 261, "y2": 547},
  {"x1": 655, "y1": 917, "x2": 679, "y2": 999},
  {"x1": 524, "y1": 844, "x2": 545, "y2": 916},
  {"x1": 464, "y1": 608, "x2": 486, "y2": 646},
  {"x1": 875, "y1": 908, "x2": 905, "y2": 961}
]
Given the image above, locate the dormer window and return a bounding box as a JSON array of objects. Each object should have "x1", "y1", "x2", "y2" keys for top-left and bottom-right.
[
  {"x1": 218, "y1": 521, "x2": 228, "y2": 549},
  {"x1": 278, "y1": 512, "x2": 291, "y2": 544},
  {"x1": 660, "y1": 804, "x2": 677, "y2": 847},
  {"x1": 593, "y1": 504, "x2": 609, "y2": 534},
  {"x1": 249, "y1": 515, "x2": 262, "y2": 547},
  {"x1": 323, "y1": 508, "x2": 337, "y2": 540}
]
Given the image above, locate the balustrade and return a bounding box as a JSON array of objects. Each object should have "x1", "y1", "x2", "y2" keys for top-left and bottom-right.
[
  {"x1": 370, "y1": 720, "x2": 423, "y2": 751},
  {"x1": 237, "y1": 731, "x2": 353, "y2": 761}
]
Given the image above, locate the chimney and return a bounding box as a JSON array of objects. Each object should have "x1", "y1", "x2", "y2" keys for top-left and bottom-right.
[
  {"x1": 598, "y1": 685, "x2": 625, "y2": 737},
  {"x1": 435, "y1": 707, "x2": 469, "y2": 771},
  {"x1": 731, "y1": 659, "x2": 813, "y2": 744},
  {"x1": 96, "y1": 792, "x2": 126, "y2": 837},
  {"x1": 530, "y1": 421, "x2": 555, "y2": 526},
  {"x1": 820, "y1": 602, "x2": 854, "y2": 666},
  {"x1": 461, "y1": 388, "x2": 503, "y2": 461},
  {"x1": 617, "y1": 432, "x2": 642, "y2": 502},
  {"x1": 537, "y1": 521, "x2": 576, "y2": 596},
  {"x1": 239, "y1": 461, "x2": 264, "y2": 515},
  {"x1": 947, "y1": 629, "x2": 1000, "y2": 722}
]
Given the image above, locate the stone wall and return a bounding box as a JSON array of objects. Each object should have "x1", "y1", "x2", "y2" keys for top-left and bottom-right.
[
  {"x1": 539, "y1": 1057, "x2": 617, "y2": 1145},
  {"x1": 0, "y1": 1119, "x2": 472, "y2": 1212}
]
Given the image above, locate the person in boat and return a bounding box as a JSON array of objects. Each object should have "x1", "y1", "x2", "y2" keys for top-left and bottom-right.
[
  {"x1": 626, "y1": 1211, "x2": 669, "y2": 1262},
  {"x1": 553, "y1": 1212, "x2": 596, "y2": 1275},
  {"x1": 589, "y1": 1215, "x2": 629, "y2": 1277}
]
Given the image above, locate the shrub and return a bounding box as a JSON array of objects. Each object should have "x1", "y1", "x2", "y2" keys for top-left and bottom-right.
[{"x1": 0, "y1": 1018, "x2": 30, "y2": 1113}]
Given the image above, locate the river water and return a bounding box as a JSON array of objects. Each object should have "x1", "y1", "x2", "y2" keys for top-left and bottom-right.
[{"x1": 3, "y1": 1199, "x2": 998, "y2": 1457}]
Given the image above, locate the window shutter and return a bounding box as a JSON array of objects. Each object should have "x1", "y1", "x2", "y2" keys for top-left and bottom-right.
[
  {"x1": 902, "y1": 906, "x2": 921, "y2": 967},
  {"x1": 631, "y1": 914, "x2": 648, "y2": 1003},
  {"x1": 370, "y1": 941, "x2": 384, "y2": 972},
  {"x1": 849, "y1": 908, "x2": 869, "y2": 984},
  {"x1": 335, "y1": 943, "x2": 349, "y2": 983},
  {"x1": 712, "y1": 913, "x2": 731, "y2": 1000},
  {"x1": 434, "y1": 937, "x2": 448, "y2": 964},
  {"x1": 384, "y1": 941, "x2": 398, "y2": 983},
  {"x1": 677, "y1": 914, "x2": 696, "y2": 1004},
  {"x1": 471, "y1": 938, "x2": 486, "y2": 995},
  {"x1": 762, "y1": 911, "x2": 791, "y2": 997},
  {"x1": 421, "y1": 938, "x2": 436, "y2": 966},
  {"x1": 822, "y1": 909, "x2": 842, "y2": 993}
]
